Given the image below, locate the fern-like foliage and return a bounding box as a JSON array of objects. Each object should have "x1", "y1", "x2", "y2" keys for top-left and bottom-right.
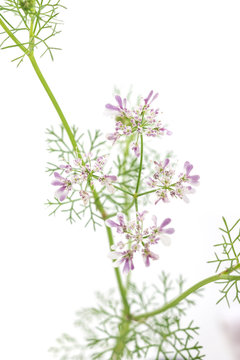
[
  {"x1": 0, "y1": 0, "x2": 65, "y2": 64},
  {"x1": 46, "y1": 126, "x2": 83, "y2": 165},
  {"x1": 208, "y1": 217, "x2": 240, "y2": 306},
  {"x1": 45, "y1": 125, "x2": 141, "y2": 228},
  {"x1": 49, "y1": 273, "x2": 204, "y2": 360}
]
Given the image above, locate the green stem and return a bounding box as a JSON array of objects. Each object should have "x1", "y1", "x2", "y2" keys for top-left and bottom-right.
[
  {"x1": 113, "y1": 185, "x2": 133, "y2": 197},
  {"x1": 111, "y1": 319, "x2": 130, "y2": 360},
  {"x1": 0, "y1": 16, "x2": 28, "y2": 54},
  {"x1": 132, "y1": 265, "x2": 240, "y2": 321},
  {"x1": 135, "y1": 134, "x2": 143, "y2": 194},
  {"x1": 28, "y1": 54, "x2": 82, "y2": 158},
  {"x1": 106, "y1": 225, "x2": 130, "y2": 316},
  {"x1": 223, "y1": 217, "x2": 239, "y2": 265},
  {"x1": 137, "y1": 189, "x2": 158, "y2": 197},
  {"x1": 134, "y1": 134, "x2": 143, "y2": 214}
]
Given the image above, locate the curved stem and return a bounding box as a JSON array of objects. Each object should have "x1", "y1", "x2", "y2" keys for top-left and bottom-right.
[{"x1": 132, "y1": 265, "x2": 240, "y2": 321}]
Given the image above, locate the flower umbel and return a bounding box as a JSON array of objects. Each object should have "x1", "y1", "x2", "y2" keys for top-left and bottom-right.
[
  {"x1": 147, "y1": 159, "x2": 200, "y2": 204},
  {"x1": 107, "y1": 212, "x2": 174, "y2": 273},
  {"x1": 106, "y1": 90, "x2": 171, "y2": 157},
  {"x1": 51, "y1": 153, "x2": 118, "y2": 205}
]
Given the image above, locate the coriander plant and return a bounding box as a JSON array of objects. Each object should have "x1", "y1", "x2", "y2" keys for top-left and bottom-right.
[{"x1": 1, "y1": 2, "x2": 239, "y2": 359}]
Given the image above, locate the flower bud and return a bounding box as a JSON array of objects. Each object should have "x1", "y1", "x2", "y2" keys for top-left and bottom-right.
[{"x1": 19, "y1": 0, "x2": 35, "y2": 14}]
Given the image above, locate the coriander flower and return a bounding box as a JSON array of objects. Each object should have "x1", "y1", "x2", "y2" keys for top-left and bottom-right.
[
  {"x1": 109, "y1": 250, "x2": 134, "y2": 274},
  {"x1": 51, "y1": 154, "x2": 118, "y2": 205},
  {"x1": 147, "y1": 158, "x2": 200, "y2": 205},
  {"x1": 51, "y1": 172, "x2": 72, "y2": 201},
  {"x1": 105, "y1": 91, "x2": 171, "y2": 156},
  {"x1": 142, "y1": 245, "x2": 159, "y2": 267},
  {"x1": 107, "y1": 212, "x2": 174, "y2": 273}
]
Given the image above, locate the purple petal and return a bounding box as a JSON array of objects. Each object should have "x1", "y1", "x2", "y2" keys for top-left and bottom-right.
[
  {"x1": 54, "y1": 172, "x2": 64, "y2": 181},
  {"x1": 184, "y1": 161, "x2": 193, "y2": 175},
  {"x1": 189, "y1": 175, "x2": 200, "y2": 183},
  {"x1": 115, "y1": 95, "x2": 123, "y2": 109},
  {"x1": 106, "y1": 133, "x2": 117, "y2": 141},
  {"x1": 149, "y1": 92, "x2": 158, "y2": 104},
  {"x1": 144, "y1": 90, "x2": 153, "y2": 105},
  {"x1": 160, "y1": 218, "x2": 171, "y2": 229},
  {"x1": 106, "y1": 219, "x2": 119, "y2": 228},
  {"x1": 105, "y1": 104, "x2": 120, "y2": 111},
  {"x1": 160, "y1": 127, "x2": 172, "y2": 136},
  {"x1": 123, "y1": 259, "x2": 130, "y2": 274},
  {"x1": 144, "y1": 255, "x2": 150, "y2": 267},
  {"x1": 51, "y1": 180, "x2": 63, "y2": 186},
  {"x1": 163, "y1": 158, "x2": 170, "y2": 168},
  {"x1": 164, "y1": 228, "x2": 175, "y2": 234},
  {"x1": 106, "y1": 175, "x2": 118, "y2": 181},
  {"x1": 117, "y1": 213, "x2": 125, "y2": 227}
]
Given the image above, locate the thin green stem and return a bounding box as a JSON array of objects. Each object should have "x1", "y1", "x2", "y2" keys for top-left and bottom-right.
[
  {"x1": 113, "y1": 185, "x2": 133, "y2": 197},
  {"x1": 106, "y1": 225, "x2": 130, "y2": 316},
  {"x1": 135, "y1": 134, "x2": 143, "y2": 194},
  {"x1": 29, "y1": 12, "x2": 35, "y2": 54},
  {"x1": 132, "y1": 264, "x2": 240, "y2": 321},
  {"x1": 137, "y1": 189, "x2": 158, "y2": 197},
  {"x1": 28, "y1": 54, "x2": 82, "y2": 158},
  {"x1": 223, "y1": 217, "x2": 239, "y2": 264},
  {"x1": 134, "y1": 134, "x2": 143, "y2": 215},
  {"x1": 0, "y1": 16, "x2": 28, "y2": 54}
]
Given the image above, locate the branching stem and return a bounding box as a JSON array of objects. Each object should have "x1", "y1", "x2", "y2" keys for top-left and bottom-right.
[
  {"x1": 132, "y1": 264, "x2": 240, "y2": 321},
  {"x1": 0, "y1": 16, "x2": 28, "y2": 53}
]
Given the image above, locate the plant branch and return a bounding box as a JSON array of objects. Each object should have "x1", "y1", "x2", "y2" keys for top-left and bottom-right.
[
  {"x1": 28, "y1": 54, "x2": 82, "y2": 158},
  {"x1": 132, "y1": 264, "x2": 240, "y2": 321},
  {"x1": 134, "y1": 134, "x2": 143, "y2": 214},
  {"x1": 0, "y1": 16, "x2": 28, "y2": 54}
]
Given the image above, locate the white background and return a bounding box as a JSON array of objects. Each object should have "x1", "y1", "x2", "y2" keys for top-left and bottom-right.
[{"x1": 0, "y1": 0, "x2": 240, "y2": 359}]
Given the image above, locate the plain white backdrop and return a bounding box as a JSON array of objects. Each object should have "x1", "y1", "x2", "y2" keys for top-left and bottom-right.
[{"x1": 0, "y1": 1, "x2": 240, "y2": 359}]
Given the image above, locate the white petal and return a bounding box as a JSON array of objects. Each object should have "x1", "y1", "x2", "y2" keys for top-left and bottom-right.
[
  {"x1": 161, "y1": 235, "x2": 171, "y2": 246},
  {"x1": 108, "y1": 251, "x2": 120, "y2": 260}
]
